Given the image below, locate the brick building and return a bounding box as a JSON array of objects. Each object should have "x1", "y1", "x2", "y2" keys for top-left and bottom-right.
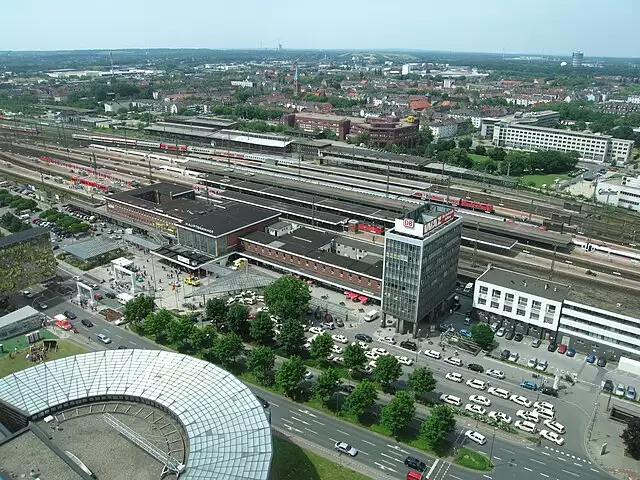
[
  {"x1": 350, "y1": 117, "x2": 420, "y2": 147},
  {"x1": 283, "y1": 112, "x2": 351, "y2": 140}
]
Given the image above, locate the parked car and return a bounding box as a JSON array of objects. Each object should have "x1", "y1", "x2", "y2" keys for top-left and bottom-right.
[
  {"x1": 547, "y1": 343, "x2": 558, "y2": 352},
  {"x1": 586, "y1": 354, "x2": 596, "y2": 364},
  {"x1": 557, "y1": 344, "x2": 567, "y2": 354},
  {"x1": 486, "y1": 369, "x2": 505, "y2": 379},
  {"x1": 626, "y1": 386, "x2": 637, "y2": 400},
  {"x1": 520, "y1": 380, "x2": 538, "y2": 391},
  {"x1": 459, "y1": 329, "x2": 472, "y2": 338},
  {"x1": 540, "y1": 387, "x2": 559, "y2": 397},
  {"x1": 467, "y1": 363, "x2": 484, "y2": 373},
  {"x1": 504, "y1": 330, "x2": 515, "y2": 340},
  {"x1": 105, "y1": 292, "x2": 116, "y2": 299},
  {"x1": 354, "y1": 333, "x2": 372, "y2": 343},
  {"x1": 513, "y1": 333, "x2": 524, "y2": 342},
  {"x1": 500, "y1": 349, "x2": 511, "y2": 360},
  {"x1": 400, "y1": 340, "x2": 417, "y2": 351},
  {"x1": 531, "y1": 339, "x2": 541, "y2": 348},
  {"x1": 496, "y1": 327, "x2": 506, "y2": 337},
  {"x1": 597, "y1": 357, "x2": 607, "y2": 367},
  {"x1": 444, "y1": 356, "x2": 463, "y2": 367}
]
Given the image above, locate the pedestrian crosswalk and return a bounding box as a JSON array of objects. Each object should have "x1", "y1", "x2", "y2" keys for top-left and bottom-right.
[{"x1": 543, "y1": 445, "x2": 592, "y2": 464}]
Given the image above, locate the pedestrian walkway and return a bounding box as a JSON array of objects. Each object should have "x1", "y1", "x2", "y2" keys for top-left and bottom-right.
[{"x1": 542, "y1": 445, "x2": 592, "y2": 465}]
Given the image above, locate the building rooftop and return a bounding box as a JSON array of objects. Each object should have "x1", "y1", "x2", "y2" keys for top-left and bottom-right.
[
  {"x1": 167, "y1": 115, "x2": 237, "y2": 129},
  {"x1": 0, "y1": 306, "x2": 40, "y2": 330},
  {"x1": 477, "y1": 266, "x2": 570, "y2": 302},
  {"x1": 0, "y1": 227, "x2": 48, "y2": 249},
  {"x1": 62, "y1": 238, "x2": 121, "y2": 261},
  {"x1": 0, "y1": 350, "x2": 273, "y2": 480},
  {"x1": 210, "y1": 130, "x2": 292, "y2": 148},
  {"x1": 335, "y1": 235, "x2": 384, "y2": 257},
  {"x1": 294, "y1": 112, "x2": 350, "y2": 122}
]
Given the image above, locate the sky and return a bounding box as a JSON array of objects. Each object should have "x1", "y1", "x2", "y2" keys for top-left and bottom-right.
[{"x1": 2, "y1": 0, "x2": 639, "y2": 57}]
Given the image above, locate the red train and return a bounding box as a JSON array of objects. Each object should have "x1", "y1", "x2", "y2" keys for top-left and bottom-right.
[
  {"x1": 70, "y1": 176, "x2": 110, "y2": 191},
  {"x1": 413, "y1": 191, "x2": 494, "y2": 213},
  {"x1": 358, "y1": 223, "x2": 385, "y2": 234}
]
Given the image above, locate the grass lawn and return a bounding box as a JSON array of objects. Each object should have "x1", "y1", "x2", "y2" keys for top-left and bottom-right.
[
  {"x1": 454, "y1": 447, "x2": 493, "y2": 471},
  {"x1": 519, "y1": 173, "x2": 570, "y2": 188},
  {"x1": 0, "y1": 328, "x2": 59, "y2": 358},
  {"x1": 0, "y1": 339, "x2": 87, "y2": 377},
  {"x1": 271, "y1": 436, "x2": 370, "y2": 480},
  {"x1": 468, "y1": 153, "x2": 491, "y2": 165}
]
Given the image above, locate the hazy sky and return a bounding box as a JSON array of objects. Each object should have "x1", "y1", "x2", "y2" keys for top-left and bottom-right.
[{"x1": 2, "y1": 0, "x2": 638, "y2": 57}]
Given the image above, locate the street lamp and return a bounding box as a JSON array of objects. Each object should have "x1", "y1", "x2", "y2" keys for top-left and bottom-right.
[
  {"x1": 490, "y1": 427, "x2": 498, "y2": 460},
  {"x1": 415, "y1": 328, "x2": 422, "y2": 361},
  {"x1": 205, "y1": 333, "x2": 211, "y2": 361}
]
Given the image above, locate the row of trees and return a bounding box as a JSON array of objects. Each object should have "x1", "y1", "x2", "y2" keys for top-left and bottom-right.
[
  {"x1": 0, "y1": 212, "x2": 31, "y2": 233},
  {"x1": 40, "y1": 209, "x2": 91, "y2": 233}
]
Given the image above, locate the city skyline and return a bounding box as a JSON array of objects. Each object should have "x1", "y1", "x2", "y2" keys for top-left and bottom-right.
[{"x1": 1, "y1": 0, "x2": 639, "y2": 58}]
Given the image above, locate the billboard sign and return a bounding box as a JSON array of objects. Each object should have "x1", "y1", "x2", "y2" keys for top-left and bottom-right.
[
  {"x1": 423, "y1": 209, "x2": 455, "y2": 235},
  {"x1": 403, "y1": 218, "x2": 415, "y2": 228}
]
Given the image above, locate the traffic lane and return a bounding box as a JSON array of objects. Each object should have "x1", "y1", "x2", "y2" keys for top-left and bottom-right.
[{"x1": 251, "y1": 387, "x2": 433, "y2": 479}]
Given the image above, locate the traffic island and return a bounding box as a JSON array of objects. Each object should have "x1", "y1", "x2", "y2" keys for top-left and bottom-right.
[{"x1": 454, "y1": 447, "x2": 493, "y2": 471}]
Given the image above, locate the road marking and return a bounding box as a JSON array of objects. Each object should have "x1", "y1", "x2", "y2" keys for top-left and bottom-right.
[
  {"x1": 449, "y1": 475, "x2": 463, "y2": 480},
  {"x1": 526, "y1": 446, "x2": 535, "y2": 451},
  {"x1": 362, "y1": 440, "x2": 376, "y2": 446},
  {"x1": 312, "y1": 419, "x2": 324, "y2": 426},
  {"x1": 482, "y1": 475, "x2": 492, "y2": 479},
  {"x1": 336, "y1": 429, "x2": 349, "y2": 436},
  {"x1": 524, "y1": 467, "x2": 533, "y2": 472},
  {"x1": 493, "y1": 456, "x2": 502, "y2": 461},
  {"x1": 329, "y1": 437, "x2": 338, "y2": 443},
  {"x1": 384, "y1": 449, "x2": 404, "y2": 458},
  {"x1": 298, "y1": 409, "x2": 317, "y2": 418},
  {"x1": 573, "y1": 463, "x2": 582, "y2": 467},
  {"x1": 590, "y1": 468, "x2": 599, "y2": 473},
  {"x1": 304, "y1": 428, "x2": 317, "y2": 435},
  {"x1": 530, "y1": 458, "x2": 546, "y2": 465},
  {"x1": 282, "y1": 418, "x2": 292, "y2": 423},
  {"x1": 557, "y1": 457, "x2": 567, "y2": 462},
  {"x1": 387, "y1": 444, "x2": 409, "y2": 454},
  {"x1": 115, "y1": 334, "x2": 124, "y2": 339},
  {"x1": 381, "y1": 459, "x2": 396, "y2": 467},
  {"x1": 542, "y1": 451, "x2": 550, "y2": 456},
  {"x1": 540, "y1": 473, "x2": 549, "y2": 478},
  {"x1": 129, "y1": 341, "x2": 137, "y2": 345},
  {"x1": 373, "y1": 462, "x2": 396, "y2": 473},
  {"x1": 291, "y1": 416, "x2": 310, "y2": 425},
  {"x1": 380, "y1": 452, "x2": 402, "y2": 463},
  {"x1": 426, "y1": 459, "x2": 440, "y2": 479},
  {"x1": 561, "y1": 470, "x2": 579, "y2": 477},
  {"x1": 359, "y1": 450, "x2": 368, "y2": 456},
  {"x1": 270, "y1": 402, "x2": 280, "y2": 408},
  {"x1": 501, "y1": 448, "x2": 516, "y2": 455}
]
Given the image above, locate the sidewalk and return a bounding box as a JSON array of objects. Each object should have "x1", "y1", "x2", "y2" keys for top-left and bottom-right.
[{"x1": 584, "y1": 398, "x2": 639, "y2": 480}]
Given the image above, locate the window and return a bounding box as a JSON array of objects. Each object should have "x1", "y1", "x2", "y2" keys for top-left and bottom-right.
[
  {"x1": 479, "y1": 286, "x2": 488, "y2": 295},
  {"x1": 516, "y1": 308, "x2": 526, "y2": 316},
  {"x1": 491, "y1": 301, "x2": 499, "y2": 309},
  {"x1": 505, "y1": 293, "x2": 514, "y2": 303},
  {"x1": 492, "y1": 289, "x2": 501, "y2": 299},
  {"x1": 477, "y1": 297, "x2": 486, "y2": 305},
  {"x1": 503, "y1": 304, "x2": 512, "y2": 313}
]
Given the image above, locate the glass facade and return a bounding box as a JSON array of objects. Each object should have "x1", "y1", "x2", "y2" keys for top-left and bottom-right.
[{"x1": 177, "y1": 226, "x2": 217, "y2": 256}]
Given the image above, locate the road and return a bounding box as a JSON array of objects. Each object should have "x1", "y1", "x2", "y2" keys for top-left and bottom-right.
[{"x1": 248, "y1": 386, "x2": 604, "y2": 480}]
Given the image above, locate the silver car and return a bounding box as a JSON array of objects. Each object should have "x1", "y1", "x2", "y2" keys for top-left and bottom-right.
[{"x1": 335, "y1": 441, "x2": 358, "y2": 456}]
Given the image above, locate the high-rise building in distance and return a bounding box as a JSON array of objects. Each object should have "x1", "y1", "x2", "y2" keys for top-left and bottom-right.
[{"x1": 572, "y1": 51, "x2": 584, "y2": 68}]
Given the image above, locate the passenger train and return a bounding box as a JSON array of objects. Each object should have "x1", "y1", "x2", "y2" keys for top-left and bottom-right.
[{"x1": 413, "y1": 191, "x2": 494, "y2": 213}]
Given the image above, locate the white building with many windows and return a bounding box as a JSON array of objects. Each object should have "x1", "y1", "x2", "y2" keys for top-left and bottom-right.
[
  {"x1": 595, "y1": 175, "x2": 640, "y2": 212},
  {"x1": 473, "y1": 267, "x2": 567, "y2": 339},
  {"x1": 492, "y1": 123, "x2": 634, "y2": 163}
]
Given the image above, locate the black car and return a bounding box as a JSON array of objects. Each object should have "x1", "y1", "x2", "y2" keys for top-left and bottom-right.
[
  {"x1": 64, "y1": 310, "x2": 77, "y2": 320},
  {"x1": 500, "y1": 349, "x2": 511, "y2": 360},
  {"x1": 105, "y1": 292, "x2": 116, "y2": 299},
  {"x1": 540, "y1": 386, "x2": 559, "y2": 397},
  {"x1": 340, "y1": 383, "x2": 356, "y2": 394},
  {"x1": 256, "y1": 396, "x2": 270, "y2": 408},
  {"x1": 400, "y1": 340, "x2": 418, "y2": 351},
  {"x1": 335, "y1": 318, "x2": 344, "y2": 328},
  {"x1": 468, "y1": 363, "x2": 484, "y2": 373},
  {"x1": 504, "y1": 330, "x2": 515, "y2": 341},
  {"x1": 547, "y1": 343, "x2": 558, "y2": 352},
  {"x1": 513, "y1": 333, "x2": 524, "y2": 342},
  {"x1": 355, "y1": 333, "x2": 372, "y2": 343},
  {"x1": 81, "y1": 319, "x2": 94, "y2": 327},
  {"x1": 597, "y1": 357, "x2": 607, "y2": 367},
  {"x1": 404, "y1": 456, "x2": 427, "y2": 472},
  {"x1": 603, "y1": 379, "x2": 614, "y2": 393},
  {"x1": 117, "y1": 345, "x2": 128, "y2": 349}
]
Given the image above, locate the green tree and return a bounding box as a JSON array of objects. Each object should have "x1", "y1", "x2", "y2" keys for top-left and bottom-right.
[
  {"x1": 380, "y1": 391, "x2": 416, "y2": 435},
  {"x1": 246, "y1": 346, "x2": 276, "y2": 386},
  {"x1": 621, "y1": 417, "x2": 640, "y2": 460},
  {"x1": 213, "y1": 332, "x2": 244, "y2": 368},
  {"x1": 343, "y1": 343, "x2": 367, "y2": 372},
  {"x1": 250, "y1": 311, "x2": 275, "y2": 345},
  {"x1": 189, "y1": 326, "x2": 208, "y2": 352},
  {"x1": 276, "y1": 355, "x2": 306, "y2": 398},
  {"x1": 226, "y1": 302, "x2": 249, "y2": 336},
  {"x1": 373, "y1": 355, "x2": 402, "y2": 387},
  {"x1": 310, "y1": 333, "x2": 334, "y2": 360},
  {"x1": 264, "y1": 276, "x2": 311, "y2": 320},
  {"x1": 123, "y1": 294, "x2": 155, "y2": 325},
  {"x1": 342, "y1": 380, "x2": 378, "y2": 418},
  {"x1": 488, "y1": 147, "x2": 506, "y2": 162},
  {"x1": 408, "y1": 367, "x2": 437, "y2": 397},
  {"x1": 471, "y1": 323, "x2": 495, "y2": 350},
  {"x1": 143, "y1": 309, "x2": 173, "y2": 340},
  {"x1": 166, "y1": 315, "x2": 196, "y2": 350},
  {"x1": 420, "y1": 405, "x2": 456, "y2": 450},
  {"x1": 205, "y1": 298, "x2": 228, "y2": 327},
  {"x1": 457, "y1": 137, "x2": 473, "y2": 150},
  {"x1": 279, "y1": 318, "x2": 305, "y2": 356},
  {"x1": 314, "y1": 368, "x2": 341, "y2": 405}
]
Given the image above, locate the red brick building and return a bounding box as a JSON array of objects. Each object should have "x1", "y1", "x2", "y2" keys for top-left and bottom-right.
[
  {"x1": 283, "y1": 112, "x2": 351, "y2": 140},
  {"x1": 350, "y1": 117, "x2": 420, "y2": 147}
]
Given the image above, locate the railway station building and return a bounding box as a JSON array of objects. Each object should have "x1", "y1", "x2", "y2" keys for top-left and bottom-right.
[{"x1": 381, "y1": 204, "x2": 463, "y2": 336}]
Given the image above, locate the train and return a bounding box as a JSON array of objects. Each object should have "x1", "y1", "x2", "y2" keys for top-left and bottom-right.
[
  {"x1": 413, "y1": 191, "x2": 494, "y2": 213},
  {"x1": 0, "y1": 122, "x2": 39, "y2": 134},
  {"x1": 70, "y1": 176, "x2": 110, "y2": 191},
  {"x1": 72, "y1": 133, "x2": 282, "y2": 163},
  {"x1": 358, "y1": 223, "x2": 385, "y2": 235}
]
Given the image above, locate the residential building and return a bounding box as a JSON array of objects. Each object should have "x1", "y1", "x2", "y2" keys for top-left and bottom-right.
[
  {"x1": 492, "y1": 123, "x2": 634, "y2": 163},
  {"x1": 472, "y1": 267, "x2": 567, "y2": 339},
  {"x1": 283, "y1": 113, "x2": 351, "y2": 140},
  {"x1": 428, "y1": 121, "x2": 458, "y2": 141},
  {"x1": 230, "y1": 80, "x2": 255, "y2": 88},
  {"x1": 382, "y1": 205, "x2": 462, "y2": 335},
  {"x1": 595, "y1": 175, "x2": 640, "y2": 212},
  {"x1": 350, "y1": 117, "x2": 420, "y2": 147}
]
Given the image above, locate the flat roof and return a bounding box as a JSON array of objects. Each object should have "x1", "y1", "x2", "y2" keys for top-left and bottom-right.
[
  {"x1": 461, "y1": 227, "x2": 518, "y2": 250},
  {"x1": 0, "y1": 227, "x2": 48, "y2": 249},
  {"x1": 335, "y1": 236, "x2": 385, "y2": 256},
  {"x1": 0, "y1": 350, "x2": 273, "y2": 480},
  {"x1": 295, "y1": 112, "x2": 350, "y2": 122},
  {"x1": 167, "y1": 116, "x2": 237, "y2": 128},
  {"x1": 145, "y1": 124, "x2": 217, "y2": 139},
  {"x1": 0, "y1": 306, "x2": 40, "y2": 330},
  {"x1": 477, "y1": 266, "x2": 569, "y2": 302},
  {"x1": 62, "y1": 238, "x2": 121, "y2": 261},
  {"x1": 152, "y1": 245, "x2": 215, "y2": 268},
  {"x1": 210, "y1": 130, "x2": 292, "y2": 148}
]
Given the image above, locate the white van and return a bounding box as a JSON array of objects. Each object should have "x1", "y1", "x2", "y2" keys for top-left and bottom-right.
[
  {"x1": 440, "y1": 394, "x2": 462, "y2": 407},
  {"x1": 364, "y1": 310, "x2": 379, "y2": 322}
]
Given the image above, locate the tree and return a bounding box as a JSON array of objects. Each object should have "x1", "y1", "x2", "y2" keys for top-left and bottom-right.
[
  {"x1": 143, "y1": 309, "x2": 173, "y2": 340},
  {"x1": 310, "y1": 333, "x2": 334, "y2": 360},
  {"x1": 621, "y1": 417, "x2": 640, "y2": 459},
  {"x1": 457, "y1": 137, "x2": 473, "y2": 150},
  {"x1": 166, "y1": 315, "x2": 196, "y2": 350},
  {"x1": 471, "y1": 323, "x2": 495, "y2": 350},
  {"x1": 246, "y1": 346, "x2": 276, "y2": 386},
  {"x1": 343, "y1": 343, "x2": 367, "y2": 372},
  {"x1": 124, "y1": 294, "x2": 155, "y2": 326},
  {"x1": 420, "y1": 405, "x2": 456, "y2": 449},
  {"x1": 373, "y1": 355, "x2": 402, "y2": 387},
  {"x1": 213, "y1": 332, "x2": 244, "y2": 368},
  {"x1": 279, "y1": 319, "x2": 305, "y2": 356},
  {"x1": 381, "y1": 391, "x2": 416, "y2": 435},
  {"x1": 264, "y1": 276, "x2": 311, "y2": 320},
  {"x1": 488, "y1": 147, "x2": 506, "y2": 162},
  {"x1": 276, "y1": 356, "x2": 306, "y2": 398},
  {"x1": 342, "y1": 380, "x2": 378, "y2": 418},
  {"x1": 189, "y1": 326, "x2": 209, "y2": 352},
  {"x1": 314, "y1": 368, "x2": 340, "y2": 405},
  {"x1": 474, "y1": 145, "x2": 487, "y2": 156},
  {"x1": 408, "y1": 367, "x2": 437, "y2": 397},
  {"x1": 205, "y1": 298, "x2": 228, "y2": 327},
  {"x1": 226, "y1": 302, "x2": 249, "y2": 336},
  {"x1": 250, "y1": 311, "x2": 275, "y2": 345}
]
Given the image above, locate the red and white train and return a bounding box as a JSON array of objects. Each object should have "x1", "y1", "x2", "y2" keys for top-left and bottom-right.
[{"x1": 413, "y1": 191, "x2": 494, "y2": 213}]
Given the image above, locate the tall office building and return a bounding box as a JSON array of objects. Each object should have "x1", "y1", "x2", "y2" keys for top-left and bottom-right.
[
  {"x1": 572, "y1": 52, "x2": 584, "y2": 68},
  {"x1": 381, "y1": 204, "x2": 462, "y2": 336}
]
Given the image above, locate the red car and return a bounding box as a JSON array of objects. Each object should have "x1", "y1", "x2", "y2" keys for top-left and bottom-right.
[
  {"x1": 94, "y1": 293, "x2": 103, "y2": 300},
  {"x1": 557, "y1": 344, "x2": 567, "y2": 354}
]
